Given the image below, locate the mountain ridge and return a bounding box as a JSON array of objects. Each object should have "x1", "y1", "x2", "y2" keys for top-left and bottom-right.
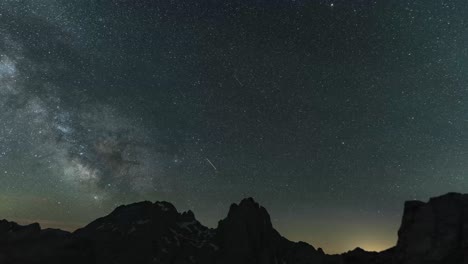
[{"x1": 1, "y1": 193, "x2": 468, "y2": 263}]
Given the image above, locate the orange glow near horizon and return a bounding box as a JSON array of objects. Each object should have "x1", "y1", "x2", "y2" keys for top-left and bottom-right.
[{"x1": 274, "y1": 214, "x2": 400, "y2": 254}]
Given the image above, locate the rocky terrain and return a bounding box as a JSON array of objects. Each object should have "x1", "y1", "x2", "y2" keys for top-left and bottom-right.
[{"x1": 1, "y1": 193, "x2": 468, "y2": 264}]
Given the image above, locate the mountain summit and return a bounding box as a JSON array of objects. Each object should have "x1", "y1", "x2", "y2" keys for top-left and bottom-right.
[{"x1": 1, "y1": 193, "x2": 468, "y2": 264}]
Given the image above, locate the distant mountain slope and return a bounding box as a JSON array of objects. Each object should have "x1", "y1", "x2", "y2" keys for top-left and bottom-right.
[{"x1": 1, "y1": 193, "x2": 468, "y2": 264}]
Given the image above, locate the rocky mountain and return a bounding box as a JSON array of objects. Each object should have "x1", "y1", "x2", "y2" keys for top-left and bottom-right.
[
  {"x1": 393, "y1": 193, "x2": 468, "y2": 264},
  {"x1": 1, "y1": 193, "x2": 468, "y2": 264}
]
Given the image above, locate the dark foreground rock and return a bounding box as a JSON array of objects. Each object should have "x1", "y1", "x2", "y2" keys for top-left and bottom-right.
[
  {"x1": 1, "y1": 193, "x2": 468, "y2": 264},
  {"x1": 393, "y1": 193, "x2": 468, "y2": 264}
]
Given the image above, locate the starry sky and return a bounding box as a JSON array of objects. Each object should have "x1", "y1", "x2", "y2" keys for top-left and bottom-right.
[{"x1": 0, "y1": 0, "x2": 467, "y2": 254}]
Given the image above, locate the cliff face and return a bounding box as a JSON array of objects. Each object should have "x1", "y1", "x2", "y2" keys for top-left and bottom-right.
[
  {"x1": 395, "y1": 193, "x2": 468, "y2": 264},
  {"x1": 1, "y1": 193, "x2": 468, "y2": 264}
]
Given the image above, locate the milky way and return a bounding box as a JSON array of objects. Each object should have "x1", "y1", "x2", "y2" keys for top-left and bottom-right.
[
  {"x1": 0, "y1": 1, "x2": 183, "y2": 228},
  {"x1": 0, "y1": 19, "x2": 162, "y2": 198},
  {"x1": 1, "y1": 0, "x2": 468, "y2": 254}
]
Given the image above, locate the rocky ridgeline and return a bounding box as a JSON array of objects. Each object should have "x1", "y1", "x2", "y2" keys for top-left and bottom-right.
[{"x1": 1, "y1": 193, "x2": 468, "y2": 264}]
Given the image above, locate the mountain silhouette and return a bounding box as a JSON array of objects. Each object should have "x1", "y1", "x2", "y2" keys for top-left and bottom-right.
[{"x1": 1, "y1": 193, "x2": 468, "y2": 264}]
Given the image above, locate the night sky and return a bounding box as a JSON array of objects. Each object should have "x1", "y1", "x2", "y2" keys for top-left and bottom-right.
[{"x1": 1, "y1": 0, "x2": 467, "y2": 254}]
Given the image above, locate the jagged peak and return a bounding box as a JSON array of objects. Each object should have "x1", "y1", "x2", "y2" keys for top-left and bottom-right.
[
  {"x1": 74, "y1": 199, "x2": 209, "y2": 238},
  {"x1": 239, "y1": 197, "x2": 260, "y2": 207},
  {"x1": 110, "y1": 200, "x2": 179, "y2": 217},
  {"x1": 225, "y1": 197, "x2": 270, "y2": 222},
  {"x1": 181, "y1": 210, "x2": 195, "y2": 220},
  {"x1": 216, "y1": 197, "x2": 275, "y2": 240}
]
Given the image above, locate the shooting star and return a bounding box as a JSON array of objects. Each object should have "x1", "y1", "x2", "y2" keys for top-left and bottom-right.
[
  {"x1": 233, "y1": 74, "x2": 243, "y2": 87},
  {"x1": 205, "y1": 158, "x2": 218, "y2": 171}
]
